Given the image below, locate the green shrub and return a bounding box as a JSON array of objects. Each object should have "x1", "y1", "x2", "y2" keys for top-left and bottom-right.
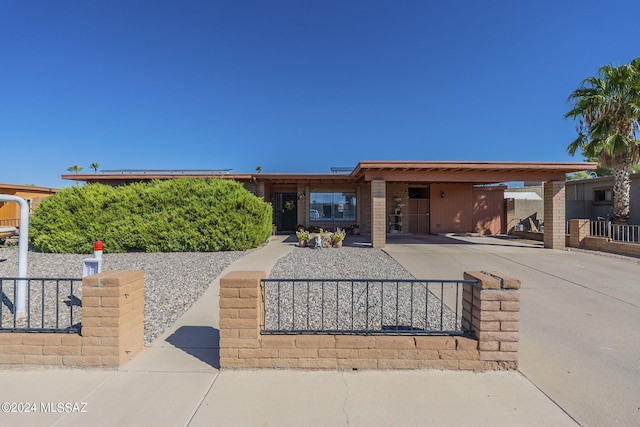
[{"x1": 30, "y1": 179, "x2": 273, "y2": 253}]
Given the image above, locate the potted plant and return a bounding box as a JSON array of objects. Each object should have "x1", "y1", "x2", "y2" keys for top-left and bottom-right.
[
  {"x1": 350, "y1": 224, "x2": 360, "y2": 235},
  {"x1": 331, "y1": 228, "x2": 346, "y2": 248},
  {"x1": 296, "y1": 230, "x2": 309, "y2": 247}
]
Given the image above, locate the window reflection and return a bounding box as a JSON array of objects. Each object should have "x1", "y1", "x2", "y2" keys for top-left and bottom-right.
[{"x1": 309, "y1": 192, "x2": 356, "y2": 221}]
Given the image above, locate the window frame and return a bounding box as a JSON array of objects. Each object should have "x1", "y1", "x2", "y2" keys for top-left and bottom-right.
[
  {"x1": 308, "y1": 191, "x2": 357, "y2": 222},
  {"x1": 593, "y1": 187, "x2": 613, "y2": 205}
]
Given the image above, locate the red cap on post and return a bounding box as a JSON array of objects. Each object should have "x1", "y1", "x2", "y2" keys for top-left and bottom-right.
[{"x1": 94, "y1": 241, "x2": 103, "y2": 251}]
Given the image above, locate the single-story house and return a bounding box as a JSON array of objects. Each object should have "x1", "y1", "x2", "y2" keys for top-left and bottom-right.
[
  {"x1": 566, "y1": 172, "x2": 640, "y2": 224},
  {"x1": 0, "y1": 183, "x2": 58, "y2": 227},
  {"x1": 62, "y1": 161, "x2": 595, "y2": 249}
]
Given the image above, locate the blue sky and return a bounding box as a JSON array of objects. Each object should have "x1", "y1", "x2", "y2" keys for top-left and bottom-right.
[{"x1": 1, "y1": 1, "x2": 638, "y2": 189}]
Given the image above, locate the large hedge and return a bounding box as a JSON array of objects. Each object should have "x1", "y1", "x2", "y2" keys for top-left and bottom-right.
[{"x1": 30, "y1": 179, "x2": 273, "y2": 253}]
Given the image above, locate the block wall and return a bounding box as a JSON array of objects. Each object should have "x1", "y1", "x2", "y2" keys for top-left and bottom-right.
[
  {"x1": 0, "y1": 270, "x2": 144, "y2": 368},
  {"x1": 219, "y1": 270, "x2": 521, "y2": 371},
  {"x1": 567, "y1": 219, "x2": 640, "y2": 257},
  {"x1": 371, "y1": 180, "x2": 386, "y2": 248},
  {"x1": 544, "y1": 181, "x2": 566, "y2": 249}
]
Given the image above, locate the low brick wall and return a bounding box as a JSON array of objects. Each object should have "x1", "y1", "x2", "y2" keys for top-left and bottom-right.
[
  {"x1": 568, "y1": 218, "x2": 640, "y2": 257},
  {"x1": 0, "y1": 270, "x2": 144, "y2": 368},
  {"x1": 582, "y1": 236, "x2": 640, "y2": 257},
  {"x1": 219, "y1": 270, "x2": 520, "y2": 371}
]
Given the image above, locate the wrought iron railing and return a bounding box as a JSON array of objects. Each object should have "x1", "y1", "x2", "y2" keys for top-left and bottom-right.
[
  {"x1": 0, "y1": 277, "x2": 82, "y2": 333},
  {"x1": 261, "y1": 279, "x2": 476, "y2": 335},
  {"x1": 590, "y1": 220, "x2": 640, "y2": 243}
]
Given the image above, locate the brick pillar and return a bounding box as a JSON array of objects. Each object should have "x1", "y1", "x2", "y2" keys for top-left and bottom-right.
[
  {"x1": 219, "y1": 271, "x2": 265, "y2": 368},
  {"x1": 544, "y1": 181, "x2": 566, "y2": 249},
  {"x1": 371, "y1": 179, "x2": 386, "y2": 248},
  {"x1": 81, "y1": 270, "x2": 145, "y2": 367},
  {"x1": 462, "y1": 271, "x2": 520, "y2": 369},
  {"x1": 569, "y1": 219, "x2": 590, "y2": 248}
]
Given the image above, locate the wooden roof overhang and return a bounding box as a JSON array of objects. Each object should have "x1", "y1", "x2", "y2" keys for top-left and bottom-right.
[
  {"x1": 63, "y1": 172, "x2": 358, "y2": 186},
  {"x1": 62, "y1": 161, "x2": 597, "y2": 187},
  {"x1": 61, "y1": 173, "x2": 255, "y2": 186},
  {"x1": 0, "y1": 183, "x2": 58, "y2": 194},
  {"x1": 350, "y1": 161, "x2": 598, "y2": 184}
]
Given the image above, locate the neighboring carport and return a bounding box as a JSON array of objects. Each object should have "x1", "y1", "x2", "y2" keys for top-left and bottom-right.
[{"x1": 350, "y1": 161, "x2": 596, "y2": 249}]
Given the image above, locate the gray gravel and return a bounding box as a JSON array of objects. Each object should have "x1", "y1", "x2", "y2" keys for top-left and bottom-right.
[
  {"x1": 266, "y1": 246, "x2": 460, "y2": 333},
  {"x1": 0, "y1": 247, "x2": 247, "y2": 345},
  {"x1": 0, "y1": 242, "x2": 461, "y2": 346}
]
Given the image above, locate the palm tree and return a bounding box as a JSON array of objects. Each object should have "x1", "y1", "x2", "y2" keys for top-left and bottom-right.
[
  {"x1": 67, "y1": 165, "x2": 83, "y2": 174},
  {"x1": 90, "y1": 162, "x2": 100, "y2": 173},
  {"x1": 67, "y1": 165, "x2": 83, "y2": 186},
  {"x1": 565, "y1": 57, "x2": 640, "y2": 223}
]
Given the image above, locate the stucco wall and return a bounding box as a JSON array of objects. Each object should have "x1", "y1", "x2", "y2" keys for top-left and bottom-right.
[{"x1": 566, "y1": 173, "x2": 640, "y2": 224}]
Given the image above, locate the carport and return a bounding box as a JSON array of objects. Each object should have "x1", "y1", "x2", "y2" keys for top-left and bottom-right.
[{"x1": 351, "y1": 161, "x2": 596, "y2": 249}]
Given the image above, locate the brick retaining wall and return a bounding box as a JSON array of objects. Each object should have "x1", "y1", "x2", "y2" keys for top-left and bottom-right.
[
  {"x1": 0, "y1": 270, "x2": 144, "y2": 368},
  {"x1": 219, "y1": 270, "x2": 520, "y2": 371}
]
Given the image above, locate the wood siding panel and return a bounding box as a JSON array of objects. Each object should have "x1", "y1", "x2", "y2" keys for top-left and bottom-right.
[
  {"x1": 472, "y1": 188, "x2": 505, "y2": 235},
  {"x1": 430, "y1": 184, "x2": 472, "y2": 233}
]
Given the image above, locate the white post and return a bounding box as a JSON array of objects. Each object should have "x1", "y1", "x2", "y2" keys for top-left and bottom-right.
[{"x1": 0, "y1": 195, "x2": 29, "y2": 316}]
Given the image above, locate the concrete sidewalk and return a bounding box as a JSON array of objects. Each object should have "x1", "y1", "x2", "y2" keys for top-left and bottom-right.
[{"x1": 0, "y1": 235, "x2": 577, "y2": 426}]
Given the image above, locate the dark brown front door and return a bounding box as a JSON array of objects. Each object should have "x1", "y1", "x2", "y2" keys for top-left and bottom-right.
[
  {"x1": 274, "y1": 193, "x2": 298, "y2": 232},
  {"x1": 408, "y1": 198, "x2": 430, "y2": 234}
]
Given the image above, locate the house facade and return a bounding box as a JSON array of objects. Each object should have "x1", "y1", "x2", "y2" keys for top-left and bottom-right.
[
  {"x1": 566, "y1": 173, "x2": 640, "y2": 224},
  {"x1": 62, "y1": 160, "x2": 594, "y2": 249},
  {"x1": 0, "y1": 183, "x2": 58, "y2": 227}
]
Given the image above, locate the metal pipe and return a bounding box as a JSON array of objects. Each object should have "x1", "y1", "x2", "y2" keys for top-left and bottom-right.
[{"x1": 0, "y1": 195, "x2": 29, "y2": 316}]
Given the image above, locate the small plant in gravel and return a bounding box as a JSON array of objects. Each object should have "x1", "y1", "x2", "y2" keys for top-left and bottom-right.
[{"x1": 331, "y1": 228, "x2": 346, "y2": 242}]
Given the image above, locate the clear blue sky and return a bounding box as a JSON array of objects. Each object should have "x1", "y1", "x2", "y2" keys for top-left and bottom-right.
[{"x1": 1, "y1": 1, "x2": 638, "y2": 189}]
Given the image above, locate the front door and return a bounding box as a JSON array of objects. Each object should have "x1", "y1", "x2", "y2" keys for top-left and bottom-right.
[
  {"x1": 408, "y1": 198, "x2": 430, "y2": 234},
  {"x1": 274, "y1": 193, "x2": 298, "y2": 232}
]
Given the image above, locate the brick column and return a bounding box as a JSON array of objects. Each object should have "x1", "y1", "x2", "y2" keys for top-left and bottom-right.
[
  {"x1": 81, "y1": 270, "x2": 145, "y2": 367},
  {"x1": 371, "y1": 179, "x2": 386, "y2": 248},
  {"x1": 462, "y1": 271, "x2": 520, "y2": 369},
  {"x1": 219, "y1": 271, "x2": 265, "y2": 368},
  {"x1": 544, "y1": 181, "x2": 566, "y2": 249},
  {"x1": 569, "y1": 219, "x2": 590, "y2": 248}
]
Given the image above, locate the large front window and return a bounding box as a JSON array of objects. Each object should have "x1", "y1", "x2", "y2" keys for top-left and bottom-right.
[{"x1": 309, "y1": 192, "x2": 356, "y2": 221}]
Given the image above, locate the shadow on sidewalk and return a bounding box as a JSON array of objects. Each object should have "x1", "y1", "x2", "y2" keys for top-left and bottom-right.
[{"x1": 165, "y1": 325, "x2": 220, "y2": 369}]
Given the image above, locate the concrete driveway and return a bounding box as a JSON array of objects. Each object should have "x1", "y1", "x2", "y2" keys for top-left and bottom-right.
[{"x1": 384, "y1": 234, "x2": 640, "y2": 427}]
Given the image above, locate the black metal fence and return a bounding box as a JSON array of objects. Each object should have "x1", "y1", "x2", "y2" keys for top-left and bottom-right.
[
  {"x1": 262, "y1": 279, "x2": 476, "y2": 335},
  {"x1": 0, "y1": 277, "x2": 82, "y2": 333}
]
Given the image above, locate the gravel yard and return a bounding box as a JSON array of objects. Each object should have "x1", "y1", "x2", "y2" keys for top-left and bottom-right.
[
  {"x1": 0, "y1": 241, "x2": 462, "y2": 347},
  {"x1": 0, "y1": 247, "x2": 247, "y2": 345},
  {"x1": 267, "y1": 246, "x2": 460, "y2": 333}
]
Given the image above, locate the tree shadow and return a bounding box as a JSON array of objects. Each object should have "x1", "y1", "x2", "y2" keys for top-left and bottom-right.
[{"x1": 164, "y1": 325, "x2": 220, "y2": 369}]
